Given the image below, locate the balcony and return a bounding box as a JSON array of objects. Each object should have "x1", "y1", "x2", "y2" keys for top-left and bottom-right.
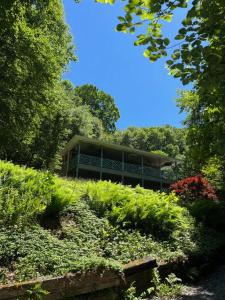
[{"x1": 69, "y1": 154, "x2": 176, "y2": 183}]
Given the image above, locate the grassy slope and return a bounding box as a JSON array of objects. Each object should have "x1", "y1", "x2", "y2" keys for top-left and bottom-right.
[{"x1": 0, "y1": 160, "x2": 224, "y2": 284}]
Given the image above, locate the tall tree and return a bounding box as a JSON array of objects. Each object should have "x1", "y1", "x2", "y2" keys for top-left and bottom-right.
[
  {"x1": 74, "y1": 84, "x2": 120, "y2": 133},
  {"x1": 176, "y1": 89, "x2": 225, "y2": 191},
  {"x1": 61, "y1": 81, "x2": 106, "y2": 141},
  {"x1": 12, "y1": 80, "x2": 105, "y2": 170},
  {"x1": 0, "y1": 0, "x2": 75, "y2": 163}
]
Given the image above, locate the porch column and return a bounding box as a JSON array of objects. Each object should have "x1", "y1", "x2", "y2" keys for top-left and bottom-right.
[
  {"x1": 122, "y1": 151, "x2": 125, "y2": 184},
  {"x1": 100, "y1": 147, "x2": 103, "y2": 180},
  {"x1": 141, "y1": 156, "x2": 144, "y2": 188},
  {"x1": 76, "y1": 144, "x2": 80, "y2": 179},
  {"x1": 159, "y1": 157, "x2": 163, "y2": 191},
  {"x1": 160, "y1": 167, "x2": 163, "y2": 192}
]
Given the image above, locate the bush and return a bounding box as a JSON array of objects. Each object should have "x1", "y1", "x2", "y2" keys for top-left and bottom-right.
[
  {"x1": 170, "y1": 175, "x2": 217, "y2": 202},
  {"x1": 170, "y1": 175, "x2": 225, "y2": 233},
  {"x1": 0, "y1": 161, "x2": 79, "y2": 225},
  {"x1": 189, "y1": 199, "x2": 225, "y2": 232},
  {"x1": 86, "y1": 181, "x2": 194, "y2": 240},
  {"x1": 43, "y1": 177, "x2": 82, "y2": 217}
]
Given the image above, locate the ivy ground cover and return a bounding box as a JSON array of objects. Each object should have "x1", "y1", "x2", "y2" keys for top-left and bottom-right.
[{"x1": 0, "y1": 160, "x2": 224, "y2": 284}]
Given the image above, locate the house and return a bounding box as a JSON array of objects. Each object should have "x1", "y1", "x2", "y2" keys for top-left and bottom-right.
[{"x1": 62, "y1": 135, "x2": 177, "y2": 190}]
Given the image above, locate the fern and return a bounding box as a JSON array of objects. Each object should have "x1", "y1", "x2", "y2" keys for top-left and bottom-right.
[
  {"x1": 0, "y1": 160, "x2": 83, "y2": 225},
  {"x1": 86, "y1": 181, "x2": 194, "y2": 240}
]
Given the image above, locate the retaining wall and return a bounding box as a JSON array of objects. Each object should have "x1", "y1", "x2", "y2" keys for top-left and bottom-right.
[{"x1": 0, "y1": 257, "x2": 157, "y2": 300}]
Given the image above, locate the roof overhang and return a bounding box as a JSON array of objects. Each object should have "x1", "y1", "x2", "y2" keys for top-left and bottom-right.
[{"x1": 62, "y1": 135, "x2": 177, "y2": 168}]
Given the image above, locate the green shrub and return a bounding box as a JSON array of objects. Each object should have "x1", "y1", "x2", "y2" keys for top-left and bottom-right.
[
  {"x1": 0, "y1": 160, "x2": 80, "y2": 224},
  {"x1": 44, "y1": 177, "x2": 82, "y2": 217},
  {"x1": 86, "y1": 181, "x2": 194, "y2": 240},
  {"x1": 189, "y1": 199, "x2": 225, "y2": 232},
  {"x1": 0, "y1": 161, "x2": 54, "y2": 225},
  {"x1": 184, "y1": 224, "x2": 225, "y2": 261}
]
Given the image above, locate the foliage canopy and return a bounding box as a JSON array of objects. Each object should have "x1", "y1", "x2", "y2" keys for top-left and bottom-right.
[
  {"x1": 74, "y1": 84, "x2": 120, "y2": 133},
  {"x1": 0, "y1": 0, "x2": 75, "y2": 166},
  {"x1": 106, "y1": 125, "x2": 186, "y2": 159}
]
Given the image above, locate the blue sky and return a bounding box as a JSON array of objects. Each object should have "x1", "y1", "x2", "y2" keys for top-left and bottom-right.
[{"x1": 62, "y1": 0, "x2": 188, "y2": 129}]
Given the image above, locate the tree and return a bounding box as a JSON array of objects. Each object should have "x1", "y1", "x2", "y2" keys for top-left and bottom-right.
[
  {"x1": 74, "y1": 84, "x2": 120, "y2": 133},
  {"x1": 177, "y1": 89, "x2": 225, "y2": 189},
  {"x1": 24, "y1": 84, "x2": 73, "y2": 170},
  {"x1": 70, "y1": 105, "x2": 104, "y2": 138},
  {"x1": 106, "y1": 125, "x2": 186, "y2": 159},
  {"x1": 20, "y1": 81, "x2": 105, "y2": 171},
  {"x1": 0, "y1": 0, "x2": 75, "y2": 164},
  {"x1": 61, "y1": 81, "x2": 106, "y2": 141}
]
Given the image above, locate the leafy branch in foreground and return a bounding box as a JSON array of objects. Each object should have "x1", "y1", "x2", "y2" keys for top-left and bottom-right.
[
  {"x1": 96, "y1": 0, "x2": 188, "y2": 63},
  {"x1": 96, "y1": 0, "x2": 224, "y2": 87}
]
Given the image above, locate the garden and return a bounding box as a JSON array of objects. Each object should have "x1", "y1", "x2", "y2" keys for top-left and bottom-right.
[{"x1": 0, "y1": 160, "x2": 225, "y2": 299}]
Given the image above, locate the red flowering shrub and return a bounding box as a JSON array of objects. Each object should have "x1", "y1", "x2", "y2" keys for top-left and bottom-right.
[{"x1": 170, "y1": 174, "x2": 218, "y2": 202}]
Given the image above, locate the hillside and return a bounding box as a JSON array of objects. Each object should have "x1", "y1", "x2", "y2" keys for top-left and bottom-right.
[{"x1": 0, "y1": 160, "x2": 224, "y2": 290}]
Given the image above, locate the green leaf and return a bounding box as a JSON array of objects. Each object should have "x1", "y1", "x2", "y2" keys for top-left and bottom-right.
[
  {"x1": 148, "y1": 53, "x2": 160, "y2": 62},
  {"x1": 143, "y1": 49, "x2": 151, "y2": 58},
  {"x1": 169, "y1": 68, "x2": 181, "y2": 77},
  {"x1": 125, "y1": 13, "x2": 132, "y2": 22},
  {"x1": 172, "y1": 50, "x2": 181, "y2": 60},
  {"x1": 140, "y1": 11, "x2": 154, "y2": 20},
  {"x1": 134, "y1": 22, "x2": 143, "y2": 27},
  {"x1": 134, "y1": 35, "x2": 150, "y2": 46},
  {"x1": 116, "y1": 24, "x2": 127, "y2": 32},
  {"x1": 182, "y1": 18, "x2": 192, "y2": 26},
  {"x1": 96, "y1": 0, "x2": 115, "y2": 3},
  {"x1": 175, "y1": 34, "x2": 185, "y2": 40},
  {"x1": 161, "y1": 50, "x2": 167, "y2": 56},
  {"x1": 130, "y1": 0, "x2": 141, "y2": 5},
  {"x1": 163, "y1": 38, "x2": 170, "y2": 46},
  {"x1": 179, "y1": 0, "x2": 188, "y2": 8},
  {"x1": 156, "y1": 38, "x2": 163, "y2": 45},
  {"x1": 118, "y1": 16, "x2": 125, "y2": 22},
  {"x1": 178, "y1": 28, "x2": 186, "y2": 35},
  {"x1": 166, "y1": 60, "x2": 173, "y2": 65},
  {"x1": 162, "y1": 14, "x2": 173, "y2": 22}
]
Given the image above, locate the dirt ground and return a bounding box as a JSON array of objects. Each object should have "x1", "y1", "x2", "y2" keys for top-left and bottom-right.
[{"x1": 178, "y1": 265, "x2": 225, "y2": 300}]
